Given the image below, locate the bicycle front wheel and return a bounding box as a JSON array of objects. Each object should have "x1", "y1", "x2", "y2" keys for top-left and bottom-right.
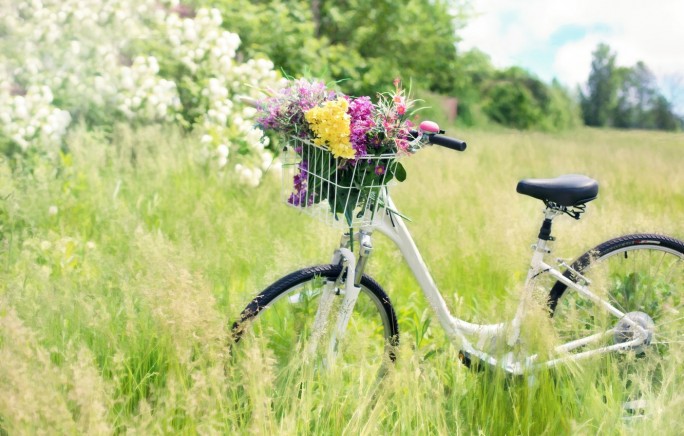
[
  {"x1": 232, "y1": 264, "x2": 399, "y2": 380},
  {"x1": 548, "y1": 234, "x2": 684, "y2": 398}
]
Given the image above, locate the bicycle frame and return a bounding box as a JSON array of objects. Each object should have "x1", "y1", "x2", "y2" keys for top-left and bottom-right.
[{"x1": 317, "y1": 192, "x2": 651, "y2": 375}]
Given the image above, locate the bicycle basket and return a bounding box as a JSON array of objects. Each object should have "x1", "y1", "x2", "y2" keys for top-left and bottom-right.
[{"x1": 281, "y1": 136, "x2": 398, "y2": 228}]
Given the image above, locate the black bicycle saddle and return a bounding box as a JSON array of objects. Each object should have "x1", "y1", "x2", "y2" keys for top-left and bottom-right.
[{"x1": 516, "y1": 174, "x2": 599, "y2": 207}]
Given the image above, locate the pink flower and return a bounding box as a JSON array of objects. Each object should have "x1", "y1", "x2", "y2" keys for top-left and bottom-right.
[
  {"x1": 397, "y1": 103, "x2": 406, "y2": 115},
  {"x1": 395, "y1": 138, "x2": 409, "y2": 152}
]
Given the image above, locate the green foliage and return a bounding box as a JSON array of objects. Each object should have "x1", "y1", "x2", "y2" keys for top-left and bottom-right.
[
  {"x1": 546, "y1": 80, "x2": 582, "y2": 130},
  {"x1": 581, "y1": 44, "x2": 682, "y2": 131},
  {"x1": 404, "y1": 47, "x2": 580, "y2": 131},
  {"x1": 207, "y1": 0, "x2": 466, "y2": 98},
  {"x1": 447, "y1": 49, "x2": 496, "y2": 126},
  {"x1": 484, "y1": 79, "x2": 542, "y2": 130},
  {"x1": 580, "y1": 43, "x2": 619, "y2": 127},
  {"x1": 650, "y1": 95, "x2": 682, "y2": 131},
  {"x1": 613, "y1": 62, "x2": 657, "y2": 129},
  {"x1": 318, "y1": 0, "x2": 464, "y2": 96},
  {"x1": 199, "y1": 0, "x2": 326, "y2": 78},
  {"x1": 483, "y1": 67, "x2": 579, "y2": 131}
]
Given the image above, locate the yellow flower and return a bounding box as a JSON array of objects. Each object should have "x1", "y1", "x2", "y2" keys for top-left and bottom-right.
[{"x1": 304, "y1": 98, "x2": 355, "y2": 159}]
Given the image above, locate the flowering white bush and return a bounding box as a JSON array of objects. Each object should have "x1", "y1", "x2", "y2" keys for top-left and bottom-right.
[
  {"x1": 163, "y1": 8, "x2": 281, "y2": 179},
  {"x1": 0, "y1": 0, "x2": 281, "y2": 185},
  {"x1": 0, "y1": 83, "x2": 71, "y2": 151},
  {"x1": 109, "y1": 56, "x2": 181, "y2": 122}
]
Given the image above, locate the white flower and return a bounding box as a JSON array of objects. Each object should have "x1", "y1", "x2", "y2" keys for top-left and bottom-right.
[
  {"x1": 217, "y1": 144, "x2": 229, "y2": 158},
  {"x1": 214, "y1": 111, "x2": 227, "y2": 125},
  {"x1": 121, "y1": 75, "x2": 134, "y2": 89},
  {"x1": 251, "y1": 168, "x2": 263, "y2": 187},
  {"x1": 261, "y1": 151, "x2": 274, "y2": 170},
  {"x1": 234, "y1": 164, "x2": 262, "y2": 187},
  {"x1": 13, "y1": 97, "x2": 28, "y2": 119},
  {"x1": 48, "y1": 205, "x2": 58, "y2": 216},
  {"x1": 0, "y1": 1, "x2": 282, "y2": 182},
  {"x1": 246, "y1": 128, "x2": 265, "y2": 150},
  {"x1": 148, "y1": 56, "x2": 159, "y2": 74}
]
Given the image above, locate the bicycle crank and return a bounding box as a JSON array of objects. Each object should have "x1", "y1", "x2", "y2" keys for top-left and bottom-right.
[{"x1": 613, "y1": 312, "x2": 655, "y2": 352}]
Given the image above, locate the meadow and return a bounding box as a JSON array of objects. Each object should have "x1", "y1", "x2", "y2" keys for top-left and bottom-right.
[{"x1": 1, "y1": 124, "x2": 683, "y2": 434}]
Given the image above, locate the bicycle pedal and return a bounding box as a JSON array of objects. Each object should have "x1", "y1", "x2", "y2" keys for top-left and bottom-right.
[
  {"x1": 458, "y1": 350, "x2": 483, "y2": 371},
  {"x1": 457, "y1": 350, "x2": 470, "y2": 367}
]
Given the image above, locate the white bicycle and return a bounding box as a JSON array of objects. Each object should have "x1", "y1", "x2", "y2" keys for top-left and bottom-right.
[{"x1": 232, "y1": 122, "x2": 684, "y2": 396}]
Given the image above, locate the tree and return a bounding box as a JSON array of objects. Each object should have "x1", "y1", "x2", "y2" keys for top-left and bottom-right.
[
  {"x1": 580, "y1": 43, "x2": 618, "y2": 127},
  {"x1": 613, "y1": 64, "x2": 659, "y2": 128},
  {"x1": 317, "y1": 0, "x2": 466, "y2": 96},
  {"x1": 651, "y1": 95, "x2": 681, "y2": 131},
  {"x1": 204, "y1": 0, "x2": 467, "y2": 98},
  {"x1": 449, "y1": 48, "x2": 496, "y2": 125},
  {"x1": 580, "y1": 44, "x2": 682, "y2": 131},
  {"x1": 482, "y1": 67, "x2": 579, "y2": 130},
  {"x1": 203, "y1": 0, "x2": 325, "y2": 79}
]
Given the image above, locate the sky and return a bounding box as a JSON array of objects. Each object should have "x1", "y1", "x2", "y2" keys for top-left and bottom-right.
[{"x1": 458, "y1": 0, "x2": 684, "y2": 109}]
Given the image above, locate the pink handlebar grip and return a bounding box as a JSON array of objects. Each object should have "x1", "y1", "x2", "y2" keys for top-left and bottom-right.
[{"x1": 419, "y1": 120, "x2": 440, "y2": 133}]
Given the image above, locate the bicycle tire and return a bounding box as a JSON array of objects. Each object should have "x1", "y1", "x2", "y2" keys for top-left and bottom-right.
[
  {"x1": 232, "y1": 264, "x2": 399, "y2": 374},
  {"x1": 548, "y1": 233, "x2": 684, "y2": 398},
  {"x1": 548, "y1": 233, "x2": 684, "y2": 315}
]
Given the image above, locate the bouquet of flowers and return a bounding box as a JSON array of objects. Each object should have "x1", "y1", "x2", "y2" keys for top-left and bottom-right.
[{"x1": 256, "y1": 78, "x2": 421, "y2": 226}]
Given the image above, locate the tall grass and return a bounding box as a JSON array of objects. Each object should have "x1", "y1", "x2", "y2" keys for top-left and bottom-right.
[{"x1": 0, "y1": 124, "x2": 682, "y2": 433}]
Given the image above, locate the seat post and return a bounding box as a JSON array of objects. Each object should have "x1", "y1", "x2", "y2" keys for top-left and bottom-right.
[
  {"x1": 534, "y1": 207, "x2": 563, "y2": 252},
  {"x1": 511, "y1": 206, "x2": 564, "y2": 346},
  {"x1": 538, "y1": 217, "x2": 554, "y2": 241}
]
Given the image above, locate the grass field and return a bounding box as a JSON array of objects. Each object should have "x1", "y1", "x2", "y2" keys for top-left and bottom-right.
[{"x1": 1, "y1": 124, "x2": 683, "y2": 433}]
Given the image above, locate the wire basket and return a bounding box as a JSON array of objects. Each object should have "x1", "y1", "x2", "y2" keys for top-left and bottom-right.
[{"x1": 281, "y1": 137, "x2": 399, "y2": 228}]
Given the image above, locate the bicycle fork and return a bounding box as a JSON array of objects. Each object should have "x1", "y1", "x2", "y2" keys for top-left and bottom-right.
[{"x1": 304, "y1": 232, "x2": 372, "y2": 365}]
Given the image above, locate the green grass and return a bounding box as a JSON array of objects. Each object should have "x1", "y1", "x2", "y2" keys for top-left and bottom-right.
[{"x1": 1, "y1": 124, "x2": 683, "y2": 433}]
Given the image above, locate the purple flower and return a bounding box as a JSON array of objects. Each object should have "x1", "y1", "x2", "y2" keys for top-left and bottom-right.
[
  {"x1": 287, "y1": 159, "x2": 315, "y2": 207},
  {"x1": 288, "y1": 191, "x2": 313, "y2": 207},
  {"x1": 348, "y1": 96, "x2": 375, "y2": 158},
  {"x1": 255, "y1": 79, "x2": 336, "y2": 137}
]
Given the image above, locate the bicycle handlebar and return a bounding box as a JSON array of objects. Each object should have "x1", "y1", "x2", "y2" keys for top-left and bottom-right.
[
  {"x1": 427, "y1": 133, "x2": 467, "y2": 151},
  {"x1": 409, "y1": 121, "x2": 468, "y2": 151}
]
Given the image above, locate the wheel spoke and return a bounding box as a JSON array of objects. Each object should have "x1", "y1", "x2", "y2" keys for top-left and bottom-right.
[
  {"x1": 654, "y1": 315, "x2": 684, "y2": 327},
  {"x1": 549, "y1": 235, "x2": 684, "y2": 403},
  {"x1": 233, "y1": 265, "x2": 397, "y2": 391}
]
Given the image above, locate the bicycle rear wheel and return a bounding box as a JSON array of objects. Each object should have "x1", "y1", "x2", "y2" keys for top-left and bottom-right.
[
  {"x1": 548, "y1": 234, "x2": 684, "y2": 400},
  {"x1": 232, "y1": 264, "x2": 399, "y2": 382}
]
